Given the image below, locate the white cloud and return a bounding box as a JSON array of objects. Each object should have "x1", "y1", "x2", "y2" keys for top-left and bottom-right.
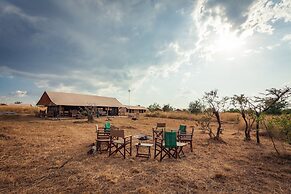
[
  {"x1": 14, "y1": 90, "x2": 27, "y2": 97},
  {"x1": 0, "y1": 3, "x2": 45, "y2": 23},
  {"x1": 241, "y1": 0, "x2": 291, "y2": 37},
  {"x1": 191, "y1": 0, "x2": 291, "y2": 60},
  {"x1": 282, "y1": 34, "x2": 291, "y2": 42}
]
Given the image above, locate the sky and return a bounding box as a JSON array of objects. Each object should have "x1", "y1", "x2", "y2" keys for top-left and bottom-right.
[{"x1": 0, "y1": 0, "x2": 290, "y2": 108}]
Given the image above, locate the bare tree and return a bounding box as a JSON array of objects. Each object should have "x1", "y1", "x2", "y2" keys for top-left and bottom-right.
[
  {"x1": 249, "y1": 86, "x2": 291, "y2": 144},
  {"x1": 198, "y1": 111, "x2": 215, "y2": 138},
  {"x1": 203, "y1": 90, "x2": 229, "y2": 139},
  {"x1": 232, "y1": 94, "x2": 255, "y2": 141}
]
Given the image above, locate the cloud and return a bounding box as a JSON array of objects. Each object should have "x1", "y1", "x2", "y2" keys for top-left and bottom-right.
[
  {"x1": 0, "y1": 0, "x2": 194, "y2": 96},
  {"x1": 241, "y1": 0, "x2": 291, "y2": 37},
  {"x1": 191, "y1": 0, "x2": 291, "y2": 60},
  {"x1": 282, "y1": 34, "x2": 291, "y2": 42},
  {"x1": 13, "y1": 90, "x2": 27, "y2": 97}
]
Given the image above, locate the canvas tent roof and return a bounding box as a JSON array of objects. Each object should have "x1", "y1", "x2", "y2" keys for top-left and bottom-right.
[
  {"x1": 125, "y1": 105, "x2": 147, "y2": 110},
  {"x1": 37, "y1": 91, "x2": 124, "y2": 107}
]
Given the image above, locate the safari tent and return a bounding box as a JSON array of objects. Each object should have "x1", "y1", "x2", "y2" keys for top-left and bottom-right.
[{"x1": 36, "y1": 91, "x2": 124, "y2": 117}]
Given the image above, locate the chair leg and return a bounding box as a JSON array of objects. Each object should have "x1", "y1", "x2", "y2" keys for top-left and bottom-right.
[
  {"x1": 130, "y1": 139, "x2": 132, "y2": 156},
  {"x1": 154, "y1": 144, "x2": 157, "y2": 159},
  {"x1": 123, "y1": 144, "x2": 126, "y2": 159},
  {"x1": 190, "y1": 140, "x2": 193, "y2": 152},
  {"x1": 148, "y1": 147, "x2": 151, "y2": 159},
  {"x1": 108, "y1": 142, "x2": 111, "y2": 156}
]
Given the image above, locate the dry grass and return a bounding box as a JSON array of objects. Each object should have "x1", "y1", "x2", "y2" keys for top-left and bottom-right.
[
  {"x1": 0, "y1": 115, "x2": 290, "y2": 193},
  {"x1": 145, "y1": 111, "x2": 203, "y2": 121},
  {"x1": 145, "y1": 111, "x2": 241, "y2": 124},
  {"x1": 0, "y1": 105, "x2": 43, "y2": 114}
]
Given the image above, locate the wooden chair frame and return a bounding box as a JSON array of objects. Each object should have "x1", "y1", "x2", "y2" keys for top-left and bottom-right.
[
  {"x1": 153, "y1": 123, "x2": 166, "y2": 159},
  {"x1": 178, "y1": 127, "x2": 195, "y2": 152},
  {"x1": 109, "y1": 129, "x2": 132, "y2": 159},
  {"x1": 96, "y1": 129, "x2": 110, "y2": 153}
]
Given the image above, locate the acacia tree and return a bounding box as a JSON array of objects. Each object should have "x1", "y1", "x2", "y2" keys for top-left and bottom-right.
[
  {"x1": 162, "y1": 104, "x2": 174, "y2": 112},
  {"x1": 188, "y1": 100, "x2": 204, "y2": 114},
  {"x1": 198, "y1": 110, "x2": 214, "y2": 138},
  {"x1": 148, "y1": 103, "x2": 161, "y2": 112},
  {"x1": 249, "y1": 86, "x2": 291, "y2": 144},
  {"x1": 232, "y1": 94, "x2": 256, "y2": 141},
  {"x1": 203, "y1": 90, "x2": 228, "y2": 139},
  {"x1": 80, "y1": 106, "x2": 95, "y2": 123}
]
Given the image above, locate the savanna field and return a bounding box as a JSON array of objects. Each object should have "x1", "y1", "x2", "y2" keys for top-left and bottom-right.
[{"x1": 0, "y1": 107, "x2": 290, "y2": 193}]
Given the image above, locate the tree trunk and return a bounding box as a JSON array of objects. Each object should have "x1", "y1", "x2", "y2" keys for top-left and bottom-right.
[
  {"x1": 214, "y1": 111, "x2": 222, "y2": 138},
  {"x1": 256, "y1": 120, "x2": 260, "y2": 144},
  {"x1": 241, "y1": 112, "x2": 251, "y2": 141},
  {"x1": 87, "y1": 114, "x2": 94, "y2": 123},
  {"x1": 255, "y1": 112, "x2": 260, "y2": 144}
]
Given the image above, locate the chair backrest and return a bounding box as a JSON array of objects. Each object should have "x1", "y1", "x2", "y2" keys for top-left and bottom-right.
[
  {"x1": 156, "y1": 123, "x2": 166, "y2": 129},
  {"x1": 164, "y1": 131, "x2": 177, "y2": 148},
  {"x1": 153, "y1": 122, "x2": 166, "y2": 140},
  {"x1": 104, "y1": 122, "x2": 111, "y2": 132},
  {"x1": 110, "y1": 129, "x2": 124, "y2": 138},
  {"x1": 97, "y1": 130, "x2": 110, "y2": 139},
  {"x1": 153, "y1": 128, "x2": 164, "y2": 140},
  {"x1": 179, "y1": 125, "x2": 187, "y2": 134}
]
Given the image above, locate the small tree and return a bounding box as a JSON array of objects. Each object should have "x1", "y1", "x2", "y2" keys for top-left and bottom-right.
[
  {"x1": 188, "y1": 100, "x2": 204, "y2": 114},
  {"x1": 162, "y1": 104, "x2": 174, "y2": 112},
  {"x1": 148, "y1": 103, "x2": 161, "y2": 112},
  {"x1": 203, "y1": 90, "x2": 228, "y2": 139},
  {"x1": 232, "y1": 94, "x2": 256, "y2": 141},
  {"x1": 263, "y1": 114, "x2": 291, "y2": 156},
  {"x1": 198, "y1": 111, "x2": 214, "y2": 138},
  {"x1": 14, "y1": 101, "x2": 22, "y2": 104},
  {"x1": 249, "y1": 86, "x2": 291, "y2": 144},
  {"x1": 79, "y1": 106, "x2": 95, "y2": 123}
]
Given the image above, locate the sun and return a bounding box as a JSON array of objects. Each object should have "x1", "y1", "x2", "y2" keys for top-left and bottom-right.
[{"x1": 214, "y1": 31, "x2": 245, "y2": 54}]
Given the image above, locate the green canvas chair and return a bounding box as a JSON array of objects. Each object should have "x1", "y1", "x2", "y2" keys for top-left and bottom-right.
[
  {"x1": 164, "y1": 131, "x2": 177, "y2": 148},
  {"x1": 178, "y1": 126, "x2": 195, "y2": 152},
  {"x1": 155, "y1": 131, "x2": 178, "y2": 161},
  {"x1": 104, "y1": 122, "x2": 111, "y2": 132},
  {"x1": 178, "y1": 125, "x2": 187, "y2": 134}
]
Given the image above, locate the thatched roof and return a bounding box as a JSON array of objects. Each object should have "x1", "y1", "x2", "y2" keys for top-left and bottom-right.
[{"x1": 36, "y1": 91, "x2": 123, "y2": 107}]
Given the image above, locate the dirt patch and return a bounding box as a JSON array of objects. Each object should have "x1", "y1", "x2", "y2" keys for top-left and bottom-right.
[{"x1": 0, "y1": 133, "x2": 11, "y2": 140}]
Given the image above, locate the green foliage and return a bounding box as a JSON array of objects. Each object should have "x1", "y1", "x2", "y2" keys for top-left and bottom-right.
[
  {"x1": 282, "y1": 109, "x2": 291, "y2": 114},
  {"x1": 188, "y1": 100, "x2": 204, "y2": 114},
  {"x1": 148, "y1": 103, "x2": 161, "y2": 112},
  {"x1": 227, "y1": 108, "x2": 240, "y2": 113},
  {"x1": 268, "y1": 114, "x2": 291, "y2": 144},
  {"x1": 162, "y1": 104, "x2": 174, "y2": 112},
  {"x1": 265, "y1": 101, "x2": 288, "y2": 115}
]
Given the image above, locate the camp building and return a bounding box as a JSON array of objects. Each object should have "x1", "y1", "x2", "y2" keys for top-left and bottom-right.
[
  {"x1": 36, "y1": 91, "x2": 123, "y2": 117},
  {"x1": 125, "y1": 105, "x2": 147, "y2": 113}
]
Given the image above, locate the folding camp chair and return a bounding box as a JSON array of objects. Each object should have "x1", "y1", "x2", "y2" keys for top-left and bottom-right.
[
  {"x1": 178, "y1": 125, "x2": 195, "y2": 152},
  {"x1": 109, "y1": 129, "x2": 132, "y2": 159},
  {"x1": 153, "y1": 123, "x2": 166, "y2": 158},
  {"x1": 152, "y1": 123, "x2": 166, "y2": 139},
  {"x1": 155, "y1": 131, "x2": 178, "y2": 161},
  {"x1": 104, "y1": 121, "x2": 111, "y2": 132}
]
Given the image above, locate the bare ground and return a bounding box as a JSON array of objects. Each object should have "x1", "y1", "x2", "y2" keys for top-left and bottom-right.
[{"x1": 0, "y1": 115, "x2": 290, "y2": 193}]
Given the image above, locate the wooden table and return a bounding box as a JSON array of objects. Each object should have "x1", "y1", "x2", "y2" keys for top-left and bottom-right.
[
  {"x1": 135, "y1": 143, "x2": 153, "y2": 159},
  {"x1": 176, "y1": 142, "x2": 188, "y2": 158},
  {"x1": 134, "y1": 134, "x2": 153, "y2": 159}
]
